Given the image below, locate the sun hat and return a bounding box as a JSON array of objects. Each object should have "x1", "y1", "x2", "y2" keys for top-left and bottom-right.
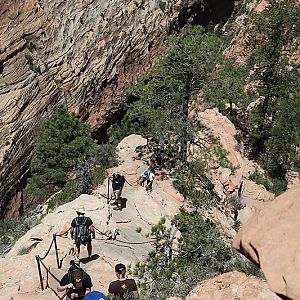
[
  {"x1": 115, "y1": 263, "x2": 126, "y2": 274},
  {"x1": 75, "y1": 206, "x2": 86, "y2": 214}
]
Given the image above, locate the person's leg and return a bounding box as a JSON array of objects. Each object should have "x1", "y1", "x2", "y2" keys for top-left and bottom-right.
[
  {"x1": 87, "y1": 240, "x2": 92, "y2": 257},
  {"x1": 75, "y1": 242, "x2": 80, "y2": 258}
]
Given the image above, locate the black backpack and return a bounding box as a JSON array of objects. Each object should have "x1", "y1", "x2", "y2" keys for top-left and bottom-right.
[
  {"x1": 74, "y1": 217, "x2": 89, "y2": 244},
  {"x1": 68, "y1": 266, "x2": 85, "y2": 290}
]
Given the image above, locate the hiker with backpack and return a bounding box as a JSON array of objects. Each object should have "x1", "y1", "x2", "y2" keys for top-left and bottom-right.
[
  {"x1": 57, "y1": 259, "x2": 93, "y2": 299},
  {"x1": 109, "y1": 171, "x2": 125, "y2": 210},
  {"x1": 70, "y1": 206, "x2": 95, "y2": 259},
  {"x1": 108, "y1": 263, "x2": 140, "y2": 300},
  {"x1": 138, "y1": 167, "x2": 155, "y2": 191}
]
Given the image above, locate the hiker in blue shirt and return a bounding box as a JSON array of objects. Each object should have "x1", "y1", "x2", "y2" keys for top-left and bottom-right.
[
  {"x1": 109, "y1": 171, "x2": 125, "y2": 210},
  {"x1": 83, "y1": 291, "x2": 108, "y2": 300}
]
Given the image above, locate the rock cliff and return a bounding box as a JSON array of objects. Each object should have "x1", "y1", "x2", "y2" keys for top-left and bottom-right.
[
  {"x1": 0, "y1": 0, "x2": 180, "y2": 219},
  {"x1": 233, "y1": 185, "x2": 300, "y2": 300},
  {"x1": 0, "y1": 0, "x2": 235, "y2": 220}
]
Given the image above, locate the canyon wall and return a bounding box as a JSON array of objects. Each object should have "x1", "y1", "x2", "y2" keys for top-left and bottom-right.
[{"x1": 0, "y1": 0, "x2": 234, "y2": 219}]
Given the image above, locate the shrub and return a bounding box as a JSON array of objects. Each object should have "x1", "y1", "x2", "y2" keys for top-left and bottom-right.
[
  {"x1": 94, "y1": 144, "x2": 119, "y2": 168},
  {"x1": 75, "y1": 159, "x2": 95, "y2": 196},
  {"x1": 137, "y1": 211, "x2": 233, "y2": 300}
]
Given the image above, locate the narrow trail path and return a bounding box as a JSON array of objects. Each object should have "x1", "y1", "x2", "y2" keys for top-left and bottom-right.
[{"x1": 0, "y1": 135, "x2": 185, "y2": 299}]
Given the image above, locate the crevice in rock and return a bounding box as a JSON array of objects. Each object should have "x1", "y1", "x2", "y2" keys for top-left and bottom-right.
[{"x1": 170, "y1": 0, "x2": 235, "y2": 32}]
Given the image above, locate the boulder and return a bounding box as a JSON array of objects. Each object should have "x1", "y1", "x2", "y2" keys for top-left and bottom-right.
[
  {"x1": 233, "y1": 185, "x2": 300, "y2": 300},
  {"x1": 186, "y1": 271, "x2": 280, "y2": 300}
]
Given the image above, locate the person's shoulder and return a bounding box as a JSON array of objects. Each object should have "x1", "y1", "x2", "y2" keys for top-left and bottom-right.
[
  {"x1": 60, "y1": 273, "x2": 69, "y2": 285},
  {"x1": 71, "y1": 217, "x2": 77, "y2": 226}
]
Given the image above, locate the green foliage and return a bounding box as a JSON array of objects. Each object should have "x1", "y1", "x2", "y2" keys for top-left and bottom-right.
[
  {"x1": 249, "y1": 168, "x2": 286, "y2": 195},
  {"x1": 75, "y1": 159, "x2": 95, "y2": 196},
  {"x1": 94, "y1": 144, "x2": 119, "y2": 168},
  {"x1": 203, "y1": 61, "x2": 251, "y2": 114},
  {"x1": 109, "y1": 25, "x2": 224, "y2": 162},
  {"x1": 231, "y1": 255, "x2": 265, "y2": 279},
  {"x1": 27, "y1": 106, "x2": 96, "y2": 195},
  {"x1": 47, "y1": 180, "x2": 77, "y2": 212},
  {"x1": 246, "y1": 0, "x2": 300, "y2": 178},
  {"x1": 0, "y1": 216, "x2": 40, "y2": 256},
  {"x1": 136, "y1": 210, "x2": 233, "y2": 299},
  {"x1": 94, "y1": 166, "x2": 107, "y2": 186},
  {"x1": 173, "y1": 159, "x2": 215, "y2": 208}
]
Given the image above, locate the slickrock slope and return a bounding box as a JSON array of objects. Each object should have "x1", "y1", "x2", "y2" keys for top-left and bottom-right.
[
  {"x1": 191, "y1": 108, "x2": 274, "y2": 232},
  {"x1": 233, "y1": 185, "x2": 300, "y2": 300},
  {"x1": 0, "y1": 134, "x2": 184, "y2": 299},
  {"x1": 0, "y1": 0, "x2": 193, "y2": 219},
  {"x1": 185, "y1": 271, "x2": 280, "y2": 300}
]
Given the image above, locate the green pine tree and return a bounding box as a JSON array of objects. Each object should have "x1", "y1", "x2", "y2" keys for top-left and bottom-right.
[
  {"x1": 27, "y1": 106, "x2": 96, "y2": 195},
  {"x1": 246, "y1": 0, "x2": 300, "y2": 179},
  {"x1": 109, "y1": 25, "x2": 224, "y2": 161}
]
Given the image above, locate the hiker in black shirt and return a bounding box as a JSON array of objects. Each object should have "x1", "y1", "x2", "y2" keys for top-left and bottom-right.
[
  {"x1": 70, "y1": 206, "x2": 95, "y2": 259},
  {"x1": 57, "y1": 259, "x2": 92, "y2": 299},
  {"x1": 108, "y1": 263, "x2": 139, "y2": 300},
  {"x1": 109, "y1": 171, "x2": 126, "y2": 210}
]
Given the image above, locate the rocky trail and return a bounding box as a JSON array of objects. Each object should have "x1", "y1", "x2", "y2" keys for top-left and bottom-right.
[{"x1": 0, "y1": 135, "x2": 184, "y2": 299}]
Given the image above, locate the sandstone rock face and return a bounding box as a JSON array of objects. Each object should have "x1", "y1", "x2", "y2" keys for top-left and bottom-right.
[
  {"x1": 185, "y1": 271, "x2": 280, "y2": 300},
  {"x1": 233, "y1": 185, "x2": 300, "y2": 300},
  {"x1": 0, "y1": 134, "x2": 185, "y2": 299},
  {"x1": 0, "y1": 0, "x2": 236, "y2": 220},
  {"x1": 0, "y1": 0, "x2": 192, "y2": 219},
  {"x1": 194, "y1": 109, "x2": 255, "y2": 200}
]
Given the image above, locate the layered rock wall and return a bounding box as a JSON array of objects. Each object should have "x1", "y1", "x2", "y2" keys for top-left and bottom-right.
[
  {"x1": 0, "y1": 0, "x2": 190, "y2": 219},
  {"x1": 0, "y1": 0, "x2": 235, "y2": 219}
]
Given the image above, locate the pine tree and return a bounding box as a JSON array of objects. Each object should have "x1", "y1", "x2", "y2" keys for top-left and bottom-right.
[
  {"x1": 27, "y1": 106, "x2": 96, "y2": 195},
  {"x1": 109, "y1": 26, "x2": 224, "y2": 161},
  {"x1": 246, "y1": 0, "x2": 300, "y2": 178}
]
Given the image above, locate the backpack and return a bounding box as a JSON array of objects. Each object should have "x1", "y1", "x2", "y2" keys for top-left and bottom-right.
[
  {"x1": 75, "y1": 217, "x2": 89, "y2": 244},
  {"x1": 68, "y1": 266, "x2": 85, "y2": 290},
  {"x1": 143, "y1": 170, "x2": 151, "y2": 180}
]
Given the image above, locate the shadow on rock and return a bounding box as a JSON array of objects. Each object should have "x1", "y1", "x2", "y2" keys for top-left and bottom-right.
[{"x1": 80, "y1": 254, "x2": 100, "y2": 264}]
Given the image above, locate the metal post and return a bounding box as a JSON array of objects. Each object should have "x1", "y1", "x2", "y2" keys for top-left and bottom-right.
[
  {"x1": 53, "y1": 234, "x2": 60, "y2": 269},
  {"x1": 107, "y1": 177, "x2": 110, "y2": 204},
  {"x1": 36, "y1": 255, "x2": 44, "y2": 290}
]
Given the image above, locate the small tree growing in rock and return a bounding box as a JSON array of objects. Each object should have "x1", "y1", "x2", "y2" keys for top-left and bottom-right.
[{"x1": 27, "y1": 105, "x2": 96, "y2": 195}]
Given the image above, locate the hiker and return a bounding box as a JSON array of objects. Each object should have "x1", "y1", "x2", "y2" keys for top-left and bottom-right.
[
  {"x1": 70, "y1": 206, "x2": 95, "y2": 259},
  {"x1": 108, "y1": 263, "x2": 139, "y2": 300},
  {"x1": 109, "y1": 171, "x2": 125, "y2": 210},
  {"x1": 83, "y1": 291, "x2": 108, "y2": 300},
  {"x1": 57, "y1": 259, "x2": 93, "y2": 299},
  {"x1": 137, "y1": 167, "x2": 155, "y2": 191}
]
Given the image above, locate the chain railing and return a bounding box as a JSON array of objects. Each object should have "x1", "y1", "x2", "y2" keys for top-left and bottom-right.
[{"x1": 35, "y1": 228, "x2": 71, "y2": 299}]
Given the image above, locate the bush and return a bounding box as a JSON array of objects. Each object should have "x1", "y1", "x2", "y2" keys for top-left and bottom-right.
[
  {"x1": 0, "y1": 216, "x2": 40, "y2": 256},
  {"x1": 136, "y1": 210, "x2": 233, "y2": 300},
  {"x1": 94, "y1": 144, "x2": 119, "y2": 168},
  {"x1": 75, "y1": 159, "x2": 95, "y2": 196},
  {"x1": 172, "y1": 160, "x2": 215, "y2": 209}
]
